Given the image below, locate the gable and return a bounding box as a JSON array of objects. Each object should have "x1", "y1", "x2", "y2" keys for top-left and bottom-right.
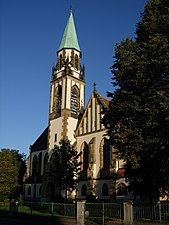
[{"x1": 75, "y1": 90, "x2": 109, "y2": 136}]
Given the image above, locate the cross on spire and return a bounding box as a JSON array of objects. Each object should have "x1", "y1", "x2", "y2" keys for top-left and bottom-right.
[{"x1": 93, "y1": 82, "x2": 96, "y2": 90}]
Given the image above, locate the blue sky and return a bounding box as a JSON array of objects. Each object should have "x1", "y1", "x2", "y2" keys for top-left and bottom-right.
[{"x1": 0, "y1": 0, "x2": 148, "y2": 155}]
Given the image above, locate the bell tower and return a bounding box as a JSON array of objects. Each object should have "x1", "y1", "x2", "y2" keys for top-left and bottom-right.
[{"x1": 48, "y1": 9, "x2": 85, "y2": 151}]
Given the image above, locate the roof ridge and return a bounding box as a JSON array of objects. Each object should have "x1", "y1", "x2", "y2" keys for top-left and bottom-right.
[{"x1": 94, "y1": 90, "x2": 109, "y2": 108}]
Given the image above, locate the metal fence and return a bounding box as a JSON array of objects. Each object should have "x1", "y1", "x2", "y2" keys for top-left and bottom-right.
[
  {"x1": 85, "y1": 203, "x2": 122, "y2": 224},
  {"x1": 134, "y1": 203, "x2": 169, "y2": 222},
  {"x1": 0, "y1": 201, "x2": 76, "y2": 218},
  {"x1": 21, "y1": 202, "x2": 76, "y2": 218},
  {"x1": 1, "y1": 200, "x2": 169, "y2": 224}
]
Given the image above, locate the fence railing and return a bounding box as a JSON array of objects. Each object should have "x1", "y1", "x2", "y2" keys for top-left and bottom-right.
[
  {"x1": 0, "y1": 200, "x2": 169, "y2": 223},
  {"x1": 85, "y1": 203, "x2": 122, "y2": 225},
  {"x1": 134, "y1": 203, "x2": 169, "y2": 222},
  {"x1": 0, "y1": 201, "x2": 76, "y2": 218}
]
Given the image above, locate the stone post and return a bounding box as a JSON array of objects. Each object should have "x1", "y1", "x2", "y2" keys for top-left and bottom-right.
[
  {"x1": 123, "y1": 201, "x2": 133, "y2": 225},
  {"x1": 76, "y1": 200, "x2": 85, "y2": 225}
]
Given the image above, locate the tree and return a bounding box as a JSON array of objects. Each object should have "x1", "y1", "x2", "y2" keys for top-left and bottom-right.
[
  {"x1": 0, "y1": 149, "x2": 26, "y2": 200},
  {"x1": 10, "y1": 150, "x2": 27, "y2": 198},
  {"x1": 50, "y1": 139, "x2": 81, "y2": 201},
  {"x1": 103, "y1": 0, "x2": 169, "y2": 202}
]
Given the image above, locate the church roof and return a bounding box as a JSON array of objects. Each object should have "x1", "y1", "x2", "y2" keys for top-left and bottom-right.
[
  {"x1": 30, "y1": 127, "x2": 48, "y2": 152},
  {"x1": 94, "y1": 91, "x2": 109, "y2": 108},
  {"x1": 58, "y1": 9, "x2": 80, "y2": 52}
]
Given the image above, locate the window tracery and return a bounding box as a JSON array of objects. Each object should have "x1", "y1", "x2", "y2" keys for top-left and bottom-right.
[
  {"x1": 71, "y1": 85, "x2": 79, "y2": 116},
  {"x1": 56, "y1": 85, "x2": 62, "y2": 115}
]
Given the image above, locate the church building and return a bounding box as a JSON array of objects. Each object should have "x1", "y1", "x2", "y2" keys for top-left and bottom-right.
[{"x1": 24, "y1": 9, "x2": 127, "y2": 202}]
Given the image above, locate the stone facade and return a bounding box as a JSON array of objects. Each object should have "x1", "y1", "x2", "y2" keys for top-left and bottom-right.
[{"x1": 24, "y1": 10, "x2": 128, "y2": 203}]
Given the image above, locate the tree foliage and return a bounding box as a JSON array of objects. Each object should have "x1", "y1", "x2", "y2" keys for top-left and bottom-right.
[
  {"x1": 103, "y1": 0, "x2": 169, "y2": 202},
  {"x1": 0, "y1": 149, "x2": 26, "y2": 200},
  {"x1": 50, "y1": 139, "x2": 81, "y2": 199}
]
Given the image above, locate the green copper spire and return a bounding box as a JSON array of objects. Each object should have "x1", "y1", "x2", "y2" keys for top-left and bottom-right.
[{"x1": 58, "y1": 9, "x2": 80, "y2": 52}]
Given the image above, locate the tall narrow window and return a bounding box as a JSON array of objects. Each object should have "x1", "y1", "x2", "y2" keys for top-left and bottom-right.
[
  {"x1": 37, "y1": 152, "x2": 42, "y2": 176},
  {"x1": 59, "y1": 54, "x2": 62, "y2": 70},
  {"x1": 103, "y1": 139, "x2": 112, "y2": 168},
  {"x1": 75, "y1": 54, "x2": 79, "y2": 70},
  {"x1": 54, "y1": 133, "x2": 57, "y2": 142},
  {"x1": 43, "y1": 153, "x2": 48, "y2": 175},
  {"x1": 56, "y1": 85, "x2": 62, "y2": 115},
  {"x1": 71, "y1": 86, "x2": 79, "y2": 116},
  {"x1": 83, "y1": 143, "x2": 89, "y2": 170},
  {"x1": 32, "y1": 155, "x2": 38, "y2": 176}
]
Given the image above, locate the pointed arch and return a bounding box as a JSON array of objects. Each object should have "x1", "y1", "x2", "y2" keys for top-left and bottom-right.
[
  {"x1": 53, "y1": 84, "x2": 62, "y2": 116},
  {"x1": 103, "y1": 139, "x2": 112, "y2": 168},
  {"x1": 32, "y1": 154, "x2": 38, "y2": 176},
  {"x1": 43, "y1": 153, "x2": 48, "y2": 175},
  {"x1": 59, "y1": 54, "x2": 62, "y2": 70},
  {"x1": 75, "y1": 54, "x2": 79, "y2": 70},
  {"x1": 99, "y1": 138, "x2": 104, "y2": 169},
  {"x1": 89, "y1": 138, "x2": 96, "y2": 164},
  {"x1": 56, "y1": 84, "x2": 62, "y2": 115},
  {"x1": 38, "y1": 152, "x2": 42, "y2": 176},
  {"x1": 100, "y1": 138, "x2": 112, "y2": 169},
  {"x1": 81, "y1": 142, "x2": 89, "y2": 170},
  {"x1": 71, "y1": 85, "x2": 79, "y2": 117}
]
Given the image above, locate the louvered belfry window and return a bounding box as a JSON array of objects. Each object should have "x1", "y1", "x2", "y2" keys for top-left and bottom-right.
[
  {"x1": 56, "y1": 85, "x2": 62, "y2": 115},
  {"x1": 71, "y1": 86, "x2": 79, "y2": 116}
]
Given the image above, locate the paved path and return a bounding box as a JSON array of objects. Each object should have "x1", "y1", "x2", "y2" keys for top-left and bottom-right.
[{"x1": 0, "y1": 214, "x2": 76, "y2": 225}]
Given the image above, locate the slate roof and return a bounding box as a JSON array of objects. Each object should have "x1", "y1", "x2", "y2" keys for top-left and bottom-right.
[
  {"x1": 94, "y1": 90, "x2": 109, "y2": 109},
  {"x1": 30, "y1": 127, "x2": 48, "y2": 152}
]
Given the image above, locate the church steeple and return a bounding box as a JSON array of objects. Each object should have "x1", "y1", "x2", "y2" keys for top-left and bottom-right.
[
  {"x1": 58, "y1": 9, "x2": 80, "y2": 52},
  {"x1": 48, "y1": 9, "x2": 85, "y2": 151}
]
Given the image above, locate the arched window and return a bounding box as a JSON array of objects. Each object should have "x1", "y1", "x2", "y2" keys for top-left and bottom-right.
[
  {"x1": 83, "y1": 143, "x2": 89, "y2": 170},
  {"x1": 56, "y1": 85, "x2": 62, "y2": 115},
  {"x1": 75, "y1": 54, "x2": 79, "y2": 70},
  {"x1": 81, "y1": 184, "x2": 87, "y2": 196},
  {"x1": 89, "y1": 138, "x2": 96, "y2": 164},
  {"x1": 117, "y1": 183, "x2": 127, "y2": 196},
  {"x1": 32, "y1": 155, "x2": 38, "y2": 176},
  {"x1": 103, "y1": 139, "x2": 112, "y2": 168},
  {"x1": 71, "y1": 86, "x2": 79, "y2": 116},
  {"x1": 38, "y1": 152, "x2": 42, "y2": 176},
  {"x1": 43, "y1": 153, "x2": 48, "y2": 175},
  {"x1": 28, "y1": 186, "x2": 31, "y2": 195},
  {"x1": 100, "y1": 138, "x2": 105, "y2": 169},
  {"x1": 59, "y1": 54, "x2": 62, "y2": 70},
  {"x1": 102, "y1": 183, "x2": 108, "y2": 196}
]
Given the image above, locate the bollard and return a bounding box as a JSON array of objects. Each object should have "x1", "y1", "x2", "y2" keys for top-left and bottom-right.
[
  {"x1": 123, "y1": 201, "x2": 133, "y2": 225},
  {"x1": 76, "y1": 200, "x2": 85, "y2": 225}
]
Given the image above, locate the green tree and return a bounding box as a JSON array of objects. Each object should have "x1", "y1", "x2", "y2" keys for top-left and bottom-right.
[
  {"x1": 50, "y1": 139, "x2": 81, "y2": 201},
  {"x1": 103, "y1": 0, "x2": 169, "y2": 202},
  {"x1": 10, "y1": 150, "x2": 27, "y2": 198},
  {"x1": 0, "y1": 149, "x2": 18, "y2": 200},
  {"x1": 0, "y1": 149, "x2": 26, "y2": 200}
]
